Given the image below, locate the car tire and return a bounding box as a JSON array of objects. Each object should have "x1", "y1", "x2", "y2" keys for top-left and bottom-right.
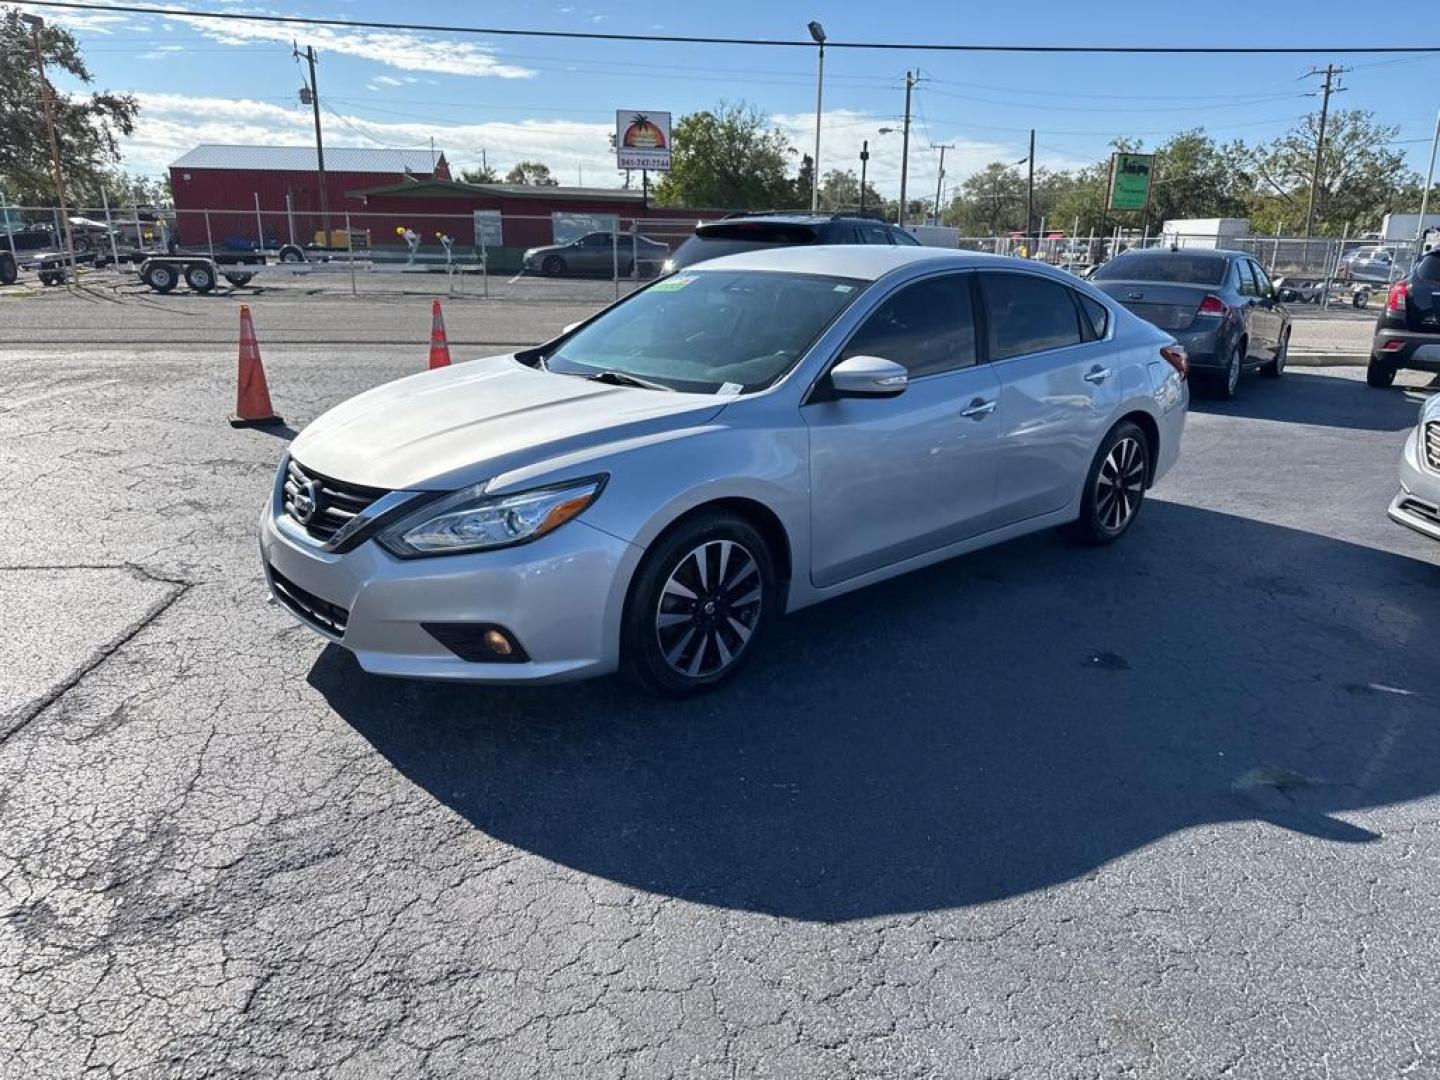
[
  {"x1": 542, "y1": 255, "x2": 566, "y2": 277},
  {"x1": 1262, "y1": 330, "x2": 1288, "y2": 378},
  {"x1": 0, "y1": 254, "x2": 15, "y2": 287},
  {"x1": 1366, "y1": 360, "x2": 1397, "y2": 389},
  {"x1": 1065, "y1": 420, "x2": 1150, "y2": 546},
  {"x1": 621, "y1": 512, "x2": 776, "y2": 697},
  {"x1": 1213, "y1": 339, "x2": 1244, "y2": 399},
  {"x1": 185, "y1": 264, "x2": 216, "y2": 294},
  {"x1": 144, "y1": 262, "x2": 177, "y2": 293},
  {"x1": 277, "y1": 244, "x2": 305, "y2": 264},
  {"x1": 39, "y1": 271, "x2": 59, "y2": 287},
  {"x1": 224, "y1": 272, "x2": 254, "y2": 287}
]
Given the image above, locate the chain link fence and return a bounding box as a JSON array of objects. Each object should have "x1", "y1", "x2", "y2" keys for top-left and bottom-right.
[{"x1": 0, "y1": 197, "x2": 1418, "y2": 307}]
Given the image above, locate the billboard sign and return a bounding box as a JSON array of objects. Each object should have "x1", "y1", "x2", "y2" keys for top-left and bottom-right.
[
  {"x1": 1108, "y1": 153, "x2": 1155, "y2": 212},
  {"x1": 616, "y1": 110, "x2": 671, "y2": 171}
]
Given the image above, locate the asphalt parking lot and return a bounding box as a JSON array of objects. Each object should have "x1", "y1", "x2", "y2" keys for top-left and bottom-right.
[{"x1": 2, "y1": 293, "x2": 1438, "y2": 1078}]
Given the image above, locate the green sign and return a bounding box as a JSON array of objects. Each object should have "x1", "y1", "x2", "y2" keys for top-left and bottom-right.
[{"x1": 1108, "y1": 153, "x2": 1155, "y2": 212}]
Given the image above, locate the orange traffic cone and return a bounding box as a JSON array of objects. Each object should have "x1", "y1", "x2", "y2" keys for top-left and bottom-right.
[
  {"x1": 228, "y1": 305, "x2": 283, "y2": 428},
  {"x1": 428, "y1": 298, "x2": 452, "y2": 369}
]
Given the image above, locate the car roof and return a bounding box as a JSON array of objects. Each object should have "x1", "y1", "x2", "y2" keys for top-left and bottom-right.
[
  {"x1": 703, "y1": 213, "x2": 892, "y2": 228},
  {"x1": 1113, "y1": 247, "x2": 1236, "y2": 260},
  {"x1": 688, "y1": 244, "x2": 1066, "y2": 283}
]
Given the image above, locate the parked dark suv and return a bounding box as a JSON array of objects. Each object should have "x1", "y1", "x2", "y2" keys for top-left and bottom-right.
[
  {"x1": 1369, "y1": 250, "x2": 1440, "y2": 388},
  {"x1": 666, "y1": 213, "x2": 920, "y2": 272}
]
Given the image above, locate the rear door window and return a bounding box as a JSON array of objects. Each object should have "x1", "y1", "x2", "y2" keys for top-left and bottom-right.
[
  {"x1": 979, "y1": 273, "x2": 1085, "y2": 360},
  {"x1": 859, "y1": 223, "x2": 894, "y2": 245},
  {"x1": 890, "y1": 229, "x2": 922, "y2": 246}
]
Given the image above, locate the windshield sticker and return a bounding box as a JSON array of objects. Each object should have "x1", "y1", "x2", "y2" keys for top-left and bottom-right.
[
  {"x1": 650, "y1": 274, "x2": 697, "y2": 292},
  {"x1": 717, "y1": 382, "x2": 744, "y2": 395},
  {"x1": 833, "y1": 284, "x2": 855, "y2": 293}
]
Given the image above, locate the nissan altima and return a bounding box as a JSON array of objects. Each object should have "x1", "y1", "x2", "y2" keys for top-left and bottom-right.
[{"x1": 261, "y1": 247, "x2": 1189, "y2": 695}]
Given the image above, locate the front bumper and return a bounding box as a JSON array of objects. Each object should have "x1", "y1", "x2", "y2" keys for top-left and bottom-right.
[
  {"x1": 1372, "y1": 327, "x2": 1440, "y2": 372},
  {"x1": 260, "y1": 500, "x2": 642, "y2": 683},
  {"x1": 1387, "y1": 426, "x2": 1440, "y2": 542}
]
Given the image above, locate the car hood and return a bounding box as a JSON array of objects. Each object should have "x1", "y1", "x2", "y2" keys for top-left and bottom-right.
[{"x1": 290, "y1": 355, "x2": 727, "y2": 491}]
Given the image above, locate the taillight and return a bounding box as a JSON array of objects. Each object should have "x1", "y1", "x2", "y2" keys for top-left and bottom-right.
[
  {"x1": 1197, "y1": 294, "x2": 1229, "y2": 317},
  {"x1": 1386, "y1": 282, "x2": 1408, "y2": 312},
  {"x1": 1160, "y1": 344, "x2": 1188, "y2": 380}
]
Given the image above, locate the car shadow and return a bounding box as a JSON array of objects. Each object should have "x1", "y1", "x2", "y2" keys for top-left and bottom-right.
[
  {"x1": 309, "y1": 501, "x2": 1440, "y2": 923},
  {"x1": 1189, "y1": 370, "x2": 1432, "y2": 432}
]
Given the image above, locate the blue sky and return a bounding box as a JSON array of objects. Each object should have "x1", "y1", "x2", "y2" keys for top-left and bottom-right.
[{"x1": 18, "y1": 0, "x2": 1440, "y2": 199}]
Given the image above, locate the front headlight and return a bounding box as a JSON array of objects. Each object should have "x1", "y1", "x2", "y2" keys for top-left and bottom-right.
[{"x1": 376, "y1": 476, "x2": 606, "y2": 558}]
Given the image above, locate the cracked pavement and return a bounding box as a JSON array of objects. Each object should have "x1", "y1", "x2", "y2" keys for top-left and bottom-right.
[{"x1": 1, "y1": 300, "x2": 1438, "y2": 1078}]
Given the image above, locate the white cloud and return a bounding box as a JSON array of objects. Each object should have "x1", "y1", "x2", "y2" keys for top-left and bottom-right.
[
  {"x1": 367, "y1": 75, "x2": 405, "y2": 89},
  {"x1": 125, "y1": 93, "x2": 617, "y2": 185},
  {"x1": 164, "y1": 11, "x2": 535, "y2": 79}
]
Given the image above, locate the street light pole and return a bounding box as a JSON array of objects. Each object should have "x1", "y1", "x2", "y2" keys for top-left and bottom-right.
[
  {"x1": 1416, "y1": 108, "x2": 1439, "y2": 254},
  {"x1": 931, "y1": 144, "x2": 954, "y2": 226},
  {"x1": 899, "y1": 70, "x2": 915, "y2": 227},
  {"x1": 21, "y1": 14, "x2": 77, "y2": 282},
  {"x1": 808, "y1": 21, "x2": 827, "y2": 213}
]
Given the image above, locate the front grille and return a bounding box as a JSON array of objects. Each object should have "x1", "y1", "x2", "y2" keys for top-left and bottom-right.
[
  {"x1": 1425, "y1": 421, "x2": 1440, "y2": 472},
  {"x1": 268, "y1": 564, "x2": 349, "y2": 637},
  {"x1": 283, "y1": 457, "x2": 388, "y2": 544}
]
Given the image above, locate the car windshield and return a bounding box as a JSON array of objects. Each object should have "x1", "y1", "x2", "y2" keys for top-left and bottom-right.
[
  {"x1": 541, "y1": 269, "x2": 863, "y2": 393},
  {"x1": 1093, "y1": 253, "x2": 1226, "y2": 285}
]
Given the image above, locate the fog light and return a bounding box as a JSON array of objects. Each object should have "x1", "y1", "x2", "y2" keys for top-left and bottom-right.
[
  {"x1": 422, "y1": 623, "x2": 529, "y2": 663},
  {"x1": 483, "y1": 629, "x2": 513, "y2": 656}
]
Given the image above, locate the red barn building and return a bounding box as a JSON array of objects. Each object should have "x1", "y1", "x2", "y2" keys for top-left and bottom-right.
[{"x1": 168, "y1": 144, "x2": 450, "y2": 248}]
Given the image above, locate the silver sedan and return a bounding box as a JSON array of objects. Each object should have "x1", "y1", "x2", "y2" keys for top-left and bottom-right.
[
  {"x1": 1389, "y1": 392, "x2": 1440, "y2": 541},
  {"x1": 261, "y1": 247, "x2": 1189, "y2": 695}
]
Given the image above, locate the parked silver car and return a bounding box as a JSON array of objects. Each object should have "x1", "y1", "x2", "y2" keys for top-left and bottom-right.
[
  {"x1": 523, "y1": 231, "x2": 669, "y2": 277},
  {"x1": 1388, "y1": 393, "x2": 1440, "y2": 541},
  {"x1": 261, "y1": 247, "x2": 1189, "y2": 694}
]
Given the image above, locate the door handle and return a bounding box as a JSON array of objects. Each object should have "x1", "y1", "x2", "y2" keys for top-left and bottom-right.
[
  {"x1": 1083, "y1": 366, "x2": 1113, "y2": 384},
  {"x1": 960, "y1": 398, "x2": 996, "y2": 419}
]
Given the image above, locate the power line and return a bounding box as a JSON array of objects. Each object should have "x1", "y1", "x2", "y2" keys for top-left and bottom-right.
[{"x1": 34, "y1": 1, "x2": 1440, "y2": 53}]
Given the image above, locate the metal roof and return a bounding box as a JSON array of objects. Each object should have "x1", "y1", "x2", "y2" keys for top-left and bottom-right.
[
  {"x1": 170, "y1": 144, "x2": 446, "y2": 174},
  {"x1": 348, "y1": 178, "x2": 645, "y2": 203}
]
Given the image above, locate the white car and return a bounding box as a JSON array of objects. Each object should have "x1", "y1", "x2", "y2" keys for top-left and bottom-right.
[
  {"x1": 1389, "y1": 393, "x2": 1440, "y2": 541},
  {"x1": 261, "y1": 246, "x2": 1188, "y2": 695}
]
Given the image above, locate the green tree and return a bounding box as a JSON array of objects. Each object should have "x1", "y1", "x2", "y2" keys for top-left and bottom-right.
[
  {"x1": 460, "y1": 164, "x2": 500, "y2": 184},
  {"x1": 958, "y1": 162, "x2": 1026, "y2": 233},
  {"x1": 817, "y1": 168, "x2": 885, "y2": 214},
  {"x1": 0, "y1": 6, "x2": 138, "y2": 205},
  {"x1": 503, "y1": 161, "x2": 558, "y2": 186},
  {"x1": 653, "y1": 101, "x2": 796, "y2": 210},
  {"x1": 1256, "y1": 109, "x2": 1413, "y2": 233}
]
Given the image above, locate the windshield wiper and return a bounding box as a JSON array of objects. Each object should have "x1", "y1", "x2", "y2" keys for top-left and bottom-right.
[{"x1": 583, "y1": 370, "x2": 674, "y2": 392}]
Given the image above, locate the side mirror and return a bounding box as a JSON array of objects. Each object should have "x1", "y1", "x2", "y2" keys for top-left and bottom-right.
[
  {"x1": 830, "y1": 355, "x2": 908, "y2": 398},
  {"x1": 1276, "y1": 288, "x2": 1299, "y2": 303}
]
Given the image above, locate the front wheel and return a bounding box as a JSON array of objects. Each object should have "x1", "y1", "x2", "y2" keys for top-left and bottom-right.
[
  {"x1": 1366, "y1": 360, "x2": 1396, "y2": 389},
  {"x1": 1066, "y1": 421, "x2": 1150, "y2": 546},
  {"x1": 185, "y1": 264, "x2": 216, "y2": 294},
  {"x1": 622, "y1": 513, "x2": 776, "y2": 696},
  {"x1": 542, "y1": 255, "x2": 566, "y2": 277}
]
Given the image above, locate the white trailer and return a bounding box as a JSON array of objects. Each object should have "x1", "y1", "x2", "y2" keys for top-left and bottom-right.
[
  {"x1": 1160, "y1": 218, "x2": 1249, "y2": 249},
  {"x1": 1380, "y1": 213, "x2": 1440, "y2": 244}
]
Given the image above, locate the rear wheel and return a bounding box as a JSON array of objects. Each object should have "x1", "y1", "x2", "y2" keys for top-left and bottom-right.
[
  {"x1": 0, "y1": 253, "x2": 15, "y2": 287},
  {"x1": 224, "y1": 272, "x2": 254, "y2": 287},
  {"x1": 1262, "y1": 330, "x2": 1288, "y2": 378},
  {"x1": 143, "y1": 262, "x2": 177, "y2": 293},
  {"x1": 622, "y1": 513, "x2": 775, "y2": 696},
  {"x1": 1213, "y1": 339, "x2": 1244, "y2": 399},
  {"x1": 277, "y1": 244, "x2": 305, "y2": 264},
  {"x1": 1066, "y1": 421, "x2": 1150, "y2": 546},
  {"x1": 185, "y1": 263, "x2": 216, "y2": 294},
  {"x1": 1366, "y1": 359, "x2": 1397, "y2": 388}
]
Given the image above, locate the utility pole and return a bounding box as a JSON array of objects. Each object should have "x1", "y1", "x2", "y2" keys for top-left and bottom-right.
[
  {"x1": 931, "y1": 144, "x2": 954, "y2": 225},
  {"x1": 1303, "y1": 64, "x2": 1346, "y2": 237},
  {"x1": 898, "y1": 70, "x2": 916, "y2": 227},
  {"x1": 21, "y1": 14, "x2": 77, "y2": 282},
  {"x1": 1416, "y1": 109, "x2": 1439, "y2": 254},
  {"x1": 1025, "y1": 128, "x2": 1036, "y2": 246},
  {"x1": 859, "y1": 140, "x2": 870, "y2": 215},
  {"x1": 295, "y1": 44, "x2": 330, "y2": 239}
]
